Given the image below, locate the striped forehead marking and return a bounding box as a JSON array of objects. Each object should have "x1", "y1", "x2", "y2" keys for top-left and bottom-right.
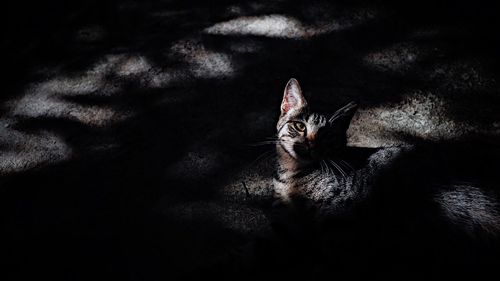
[{"x1": 307, "y1": 113, "x2": 326, "y2": 125}]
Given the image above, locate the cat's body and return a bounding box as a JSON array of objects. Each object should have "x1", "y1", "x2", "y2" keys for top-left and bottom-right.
[
  {"x1": 274, "y1": 79, "x2": 500, "y2": 245},
  {"x1": 260, "y1": 79, "x2": 500, "y2": 280},
  {"x1": 275, "y1": 142, "x2": 500, "y2": 236},
  {"x1": 274, "y1": 144, "x2": 404, "y2": 218}
]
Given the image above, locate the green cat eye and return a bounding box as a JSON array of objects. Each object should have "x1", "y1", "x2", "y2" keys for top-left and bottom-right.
[{"x1": 292, "y1": 121, "x2": 306, "y2": 132}]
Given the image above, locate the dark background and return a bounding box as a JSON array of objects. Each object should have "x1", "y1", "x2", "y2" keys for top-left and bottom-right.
[{"x1": 1, "y1": 0, "x2": 500, "y2": 280}]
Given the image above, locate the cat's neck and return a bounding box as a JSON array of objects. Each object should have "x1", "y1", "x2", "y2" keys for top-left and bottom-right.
[{"x1": 276, "y1": 145, "x2": 311, "y2": 175}]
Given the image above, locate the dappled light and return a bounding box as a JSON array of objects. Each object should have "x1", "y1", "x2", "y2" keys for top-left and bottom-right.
[
  {"x1": 363, "y1": 42, "x2": 427, "y2": 73},
  {"x1": 2, "y1": 0, "x2": 500, "y2": 279},
  {"x1": 205, "y1": 9, "x2": 377, "y2": 39},
  {"x1": 350, "y1": 93, "x2": 470, "y2": 147},
  {"x1": 205, "y1": 14, "x2": 312, "y2": 39},
  {"x1": 171, "y1": 40, "x2": 236, "y2": 79},
  {"x1": 10, "y1": 91, "x2": 129, "y2": 127},
  {"x1": 115, "y1": 55, "x2": 153, "y2": 77},
  {"x1": 0, "y1": 124, "x2": 72, "y2": 174}
]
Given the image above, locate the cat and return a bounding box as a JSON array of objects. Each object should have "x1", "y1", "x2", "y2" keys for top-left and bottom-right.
[
  {"x1": 274, "y1": 78, "x2": 500, "y2": 229},
  {"x1": 266, "y1": 78, "x2": 500, "y2": 279}
]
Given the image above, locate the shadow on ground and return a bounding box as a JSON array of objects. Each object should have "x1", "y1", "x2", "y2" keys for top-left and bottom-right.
[{"x1": 1, "y1": 0, "x2": 500, "y2": 279}]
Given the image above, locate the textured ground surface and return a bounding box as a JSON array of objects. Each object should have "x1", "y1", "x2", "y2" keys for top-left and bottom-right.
[{"x1": 2, "y1": 0, "x2": 500, "y2": 279}]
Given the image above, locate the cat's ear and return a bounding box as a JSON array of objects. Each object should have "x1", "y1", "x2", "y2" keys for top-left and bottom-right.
[
  {"x1": 281, "y1": 78, "x2": 307, "y2": 116},
  {"x1": 329, "y1": 101, "x2": 358, "y2": 131}
]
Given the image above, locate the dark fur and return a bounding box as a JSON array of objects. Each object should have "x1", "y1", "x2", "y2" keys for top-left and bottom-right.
[{"x1": 264, "y1": 79, "x2": 500, "y2": 280}]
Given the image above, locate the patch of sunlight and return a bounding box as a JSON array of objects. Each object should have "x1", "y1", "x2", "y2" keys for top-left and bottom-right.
[
  {"x1": 9, "y1": 91, "x2": 129, "y2": 127},
  {"x1": 92, "y1": 53, "x2": 154, "y2": 79},
  {"x1": 171, "y1": 39, "x2": 236, "y2": 79},
  {"x1": 35, "y1": 54, "x2": 158, "y2": 96},
  {"x1": 0, "y1": 122, "x2": 72, "y2": 174},
  {"x1": 90, "y1": 54, "x2": 127, "y2": 76},
  {"x1": 41, "y1": 75, "x2": 106, "y2": 95},
  {"x1": 145, "y1": 71, "x2": 172, "y2": 88},
  {"x1": 190, "y1": 51, "x2": 234, "y2": 78},
  {"x1": 115, "y1": 55, "x2": 152, "y2": 76},
  {"x1": 37, "y1": 54, "x2": 126, "y2": 96},
  {"x1": 205, "y1": 14, "x2": 308, "y2": 38},
  {"x1": 205, "y1": 10, "x2": 377, "y2": 39},
  {"x1": 4, "y1": 54, "x2": 159, "y2": 128},
  {"x1": 363, "y1": 43, "x2": 426, "y2": 73},
  {"x1": 348, "y1": 92, "x2": 484, "y2": 147},
  {"x1": 146, "y1": 38, "x2": 239, "y2": 88},
  {"x1": 220, "y1": 155, "x2": 275, "y2": 203}
]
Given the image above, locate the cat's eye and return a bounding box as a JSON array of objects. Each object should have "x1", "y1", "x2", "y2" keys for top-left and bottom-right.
[{"x1": 292, "y1": 122, "x2": 306, "y2": 132}]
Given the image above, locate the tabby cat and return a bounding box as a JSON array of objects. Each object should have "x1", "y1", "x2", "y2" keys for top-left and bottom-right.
[
  {"x1": 248, "y1": 78, "x2": 500, "y2": 279},
  {"x1": 273, "y1": 78, "x2": 500, "y2": 235}
]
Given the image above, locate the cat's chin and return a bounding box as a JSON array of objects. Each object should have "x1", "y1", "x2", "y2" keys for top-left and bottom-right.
[
  {"x1": 295, "y1": 150, "x2": 324, "y2": 164},
  {"x1": 283, "y1": 149, "x2": 312, "y2": 165},
  {"x1": 294, "y1": 155, "x2": 318, "y2": 166}
]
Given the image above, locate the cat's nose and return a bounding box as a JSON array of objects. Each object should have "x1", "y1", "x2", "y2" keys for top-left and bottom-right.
[
  {"x1": 307, "y1": 134, "x2": 317, "y2": 147},
  {"x1": 307, "y1": 133, "x2": 317, "y2": 143},
  {"x1": 307, "y1": 138, "x2": 319, "y2": 158}
]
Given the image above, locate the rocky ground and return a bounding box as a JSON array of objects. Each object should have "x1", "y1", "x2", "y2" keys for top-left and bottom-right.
[{"x1": 2, "y1": 0, "x2": 500, "y2": 280}]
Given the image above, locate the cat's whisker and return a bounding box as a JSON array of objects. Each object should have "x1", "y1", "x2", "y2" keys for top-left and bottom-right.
[
  {"x1": 323, "y1": 160, "x2": 329, "y2": 175},
  {"x1": 337, "y1": 162, "x2": 348, "y2": 178},
  {"x1": 324, "y1": 160, "x2": 335, "y2": 177},
  {"x1": 336, "y1": 162, "x2": 348, "y2": 179},
  {"x1": 328, "y1": 101, "x2": 358, "y2": 123},
  {"x1": 253, "y1": 150, "x2": 274, "y2": 163},
  {"x1": 322, "y1": 161, "x2": 329, "y2": 175},
  {"x1": 246, "y1": 141, "x2": 278, "y2": 147},
  {"x1": 330, "y1": 160, "x2": 347, "y2": 179},
  {"x1": 247, "y1": 139, "x2": 299, "y2": 146},
  {"x1": 338, "y1": 159, "x2": 354, "y2": 172},
  {"x1": 329, "y1": 114, "x2": 347, "y2": 123},
  {"x1": 246, "y1": 135, "x2": 287, "y2": 147},
  {"x1": 284, "y1": 141, "x2": 308, "y2": 147},
  {"x1": 246, "y1": 150, "x2": 275, "y2": 170},
  {"x1": 328, "y1": 162, "x2": 335, "y2": 176},
  {"x1": 258, "y1": 152, "x2": 276, "y2": 166},
  {"x1": 249, "y1": 138, "x2": 309, "y2": 148},
  {"x1": 323, "y1": 160, "x2": 334, "y2": 176}
]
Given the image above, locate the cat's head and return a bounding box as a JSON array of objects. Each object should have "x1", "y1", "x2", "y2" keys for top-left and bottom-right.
[{"x1": 277, "y1": 78, "x2": 357, "y2": 164}]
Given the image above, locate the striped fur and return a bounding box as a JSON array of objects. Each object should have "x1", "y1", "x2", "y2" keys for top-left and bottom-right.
[{"x1": 274, "y1": 78, "x2": 500, "y2": 237}]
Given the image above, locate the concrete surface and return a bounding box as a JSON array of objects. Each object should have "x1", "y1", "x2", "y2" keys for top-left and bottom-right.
[{"x1": 2, "y1": 0, "x2": 500, "y2": 279}]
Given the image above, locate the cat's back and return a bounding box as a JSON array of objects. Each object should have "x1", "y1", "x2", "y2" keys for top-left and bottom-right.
[
  {"x1": 357, "y1": 142, "x2": 500, "y2": 238},
  {"x1": 295, "y1": 146, "x2": 410, "y2": 217}
]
